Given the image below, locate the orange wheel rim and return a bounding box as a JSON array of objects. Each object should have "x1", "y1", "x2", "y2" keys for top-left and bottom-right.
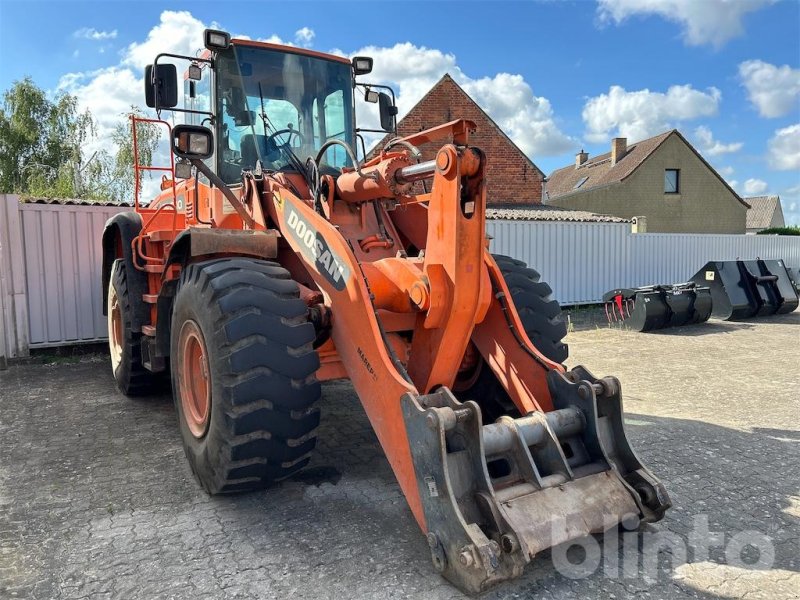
[
  {"x1": 108, "y1": 285, "x2": 123, "y2": 369},
  {"x1": 178, "y1": 320, "x2": 211, "y2": 438},
  {"x1": 452, "y1": 343, "x2": 483, "y2": 392}
]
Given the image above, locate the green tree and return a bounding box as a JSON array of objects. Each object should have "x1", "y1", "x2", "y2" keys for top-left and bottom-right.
[
  {"x1": 107, "y1": 107, "x2": 161, "y2": 202},
  {"x1": 0, "y1": 78, "x2": 161, "y2": 202}
]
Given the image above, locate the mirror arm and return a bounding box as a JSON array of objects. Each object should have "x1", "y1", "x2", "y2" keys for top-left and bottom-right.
[{"x1": 190, "y1": 159, "x2": 257, "y2": 229}]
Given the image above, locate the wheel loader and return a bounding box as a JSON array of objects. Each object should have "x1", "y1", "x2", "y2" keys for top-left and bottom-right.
[{"x1": 101, "y1": 29, "x2": 670, "y2": 593}]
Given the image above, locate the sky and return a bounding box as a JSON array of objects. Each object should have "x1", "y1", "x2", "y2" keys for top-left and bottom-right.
[{"x1": 0, "y1": 0, "x2": 798, "y2": 224}]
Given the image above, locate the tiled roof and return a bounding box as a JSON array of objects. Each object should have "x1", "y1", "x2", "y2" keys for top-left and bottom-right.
[
  {"x1": 20, "y1": 197, "x2": 133, "y2": 207},
  {"x1": 744, "y1": 195, "x2": 780, "y2": 229},
  {"x1": 486, "y1": 205, "x2": 631, "y2": 223},
  {"x1": 546, "y1": 131, "x2": 673, "y2": 199},
  {"x1": 546, "y1": 129, "x2": 748, "y2": 208}
]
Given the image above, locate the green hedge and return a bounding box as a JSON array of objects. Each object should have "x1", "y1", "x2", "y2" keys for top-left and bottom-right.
[{"x1": 756, "y1": 226, "x2": 800, "y2": 236}]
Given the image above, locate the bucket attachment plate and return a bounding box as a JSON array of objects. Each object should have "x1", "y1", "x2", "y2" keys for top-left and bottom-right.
[
  {"x1": 690, "y1": 259, "x2": 799, "y2": 320},
  {"x1": 401, "y1": 366, "x2": 670, "y2": 594},
  {"x1": 603, "y1": 283, "x2": 712, "y2": 331}
]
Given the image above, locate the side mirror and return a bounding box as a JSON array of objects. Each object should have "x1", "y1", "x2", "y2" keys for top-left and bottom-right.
[
  {"x1": 144, "y1": 64, "x2": 178, "y2": 109},
  {"x1": 378, "y1": 92, "x2": 398, "y2": 132},
  {"x1": 172, "y1": 125, "x2": 213, "y2": 160}
]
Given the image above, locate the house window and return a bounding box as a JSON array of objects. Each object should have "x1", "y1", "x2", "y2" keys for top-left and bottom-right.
[{"x1": 664, "y1": 169, "x2": 680, "y2": 194}]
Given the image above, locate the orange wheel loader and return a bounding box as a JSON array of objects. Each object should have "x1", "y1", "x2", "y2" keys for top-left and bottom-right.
[{"x1": 100, "y1": 30, "x2": 670, "y2": 593}]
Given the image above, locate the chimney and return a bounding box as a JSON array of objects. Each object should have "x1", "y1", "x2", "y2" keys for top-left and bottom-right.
[
  {"x1": 575, "y1": 149, "x2": 589, "y2": 168},
  {"x1": 611, "y1": 137, "x2": 627, "y2": 166}
]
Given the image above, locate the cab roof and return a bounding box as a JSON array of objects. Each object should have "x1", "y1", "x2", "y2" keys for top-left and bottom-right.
[{"x1": 232, "y1": 38, "x2": 352, "y2": 66}]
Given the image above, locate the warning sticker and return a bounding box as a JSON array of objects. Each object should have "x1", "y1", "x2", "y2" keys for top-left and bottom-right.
[{"x1": 705, "y1": 271, "x2": 715, "y2": 281}]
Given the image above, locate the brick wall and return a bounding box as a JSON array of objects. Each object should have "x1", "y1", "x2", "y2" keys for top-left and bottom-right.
[{"x1": 374, "y1": 75, "x2": 543, "y2": 206}]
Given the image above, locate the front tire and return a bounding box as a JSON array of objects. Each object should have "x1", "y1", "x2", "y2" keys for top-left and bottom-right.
[{"x1": 171, "y1": 258, "x2": 321, "y2": 494}]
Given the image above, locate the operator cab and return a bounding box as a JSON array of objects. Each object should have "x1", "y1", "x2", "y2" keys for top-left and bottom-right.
[
  {"x1": 212, "y1": 42, "x2": 356, "y2": 182},
  {"x1": 146, "y1": 30, "x2": 398, "y2": 193}
]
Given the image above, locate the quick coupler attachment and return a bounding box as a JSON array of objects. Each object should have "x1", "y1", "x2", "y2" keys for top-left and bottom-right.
[
  {"x1": 603, "y1": 282, "x2": 712, "y2": 331},
  {"x1": 690, "y1": 259, "x2": 799, "y2": 320},
  {"x1": 401, "y1": 366, "x2": 670, "y2": 594}
]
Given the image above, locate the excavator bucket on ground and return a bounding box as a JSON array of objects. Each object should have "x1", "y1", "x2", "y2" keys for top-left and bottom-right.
[
  {"x1": 101, "y1": 31, "x2": 672, "y2": 595},
  {"x1": 691, "y1": 260, "x2": 799, "y2": 320},
  {"x1": 603, "y1": 283, "x2": 712, "y2": 331}
]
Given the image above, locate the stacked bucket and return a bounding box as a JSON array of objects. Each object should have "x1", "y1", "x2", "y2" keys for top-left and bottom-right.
[{"x1": 604, "y1": 259, "x2": 798, "y2": 332}]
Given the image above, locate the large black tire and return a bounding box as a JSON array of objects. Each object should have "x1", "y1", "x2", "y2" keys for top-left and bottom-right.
[
  {"x1": 494, "y1": 254, "x2": 568, "y2": 364},
  {"x1": 107, "y1": 259, "x2": 159, "y2": 395},
  {"x1": 170, "y1": 258, "x2": 321, "y2": 494},
  {"x1": 455, "y1": 254, "x2": 568, "y2": 423}
]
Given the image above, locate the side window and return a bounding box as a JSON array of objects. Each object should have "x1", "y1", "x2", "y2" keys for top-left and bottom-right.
[
  {"x1": 322, "y1": 90, "x2": 347, "y2": 168},
  {"x1": 184, "y1": 66, "x2": 211, "y2": 126},
  {"x1": 664, "y1": 169, "x2": 680, "y2": 194}
]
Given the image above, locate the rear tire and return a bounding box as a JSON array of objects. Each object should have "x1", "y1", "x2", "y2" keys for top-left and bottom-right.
[
  {"x1": 456, "y1": 254, "x2": 568, "y2": 422},
  {"x1": 107, "y1": 259, "x2": 159, "y2": 395},
  {"x1": 171, "y1": 258, "x2": 321, "y2": 494}
]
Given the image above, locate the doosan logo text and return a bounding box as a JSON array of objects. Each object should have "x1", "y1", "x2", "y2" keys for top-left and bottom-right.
[{"x1": 286, "y1": 209, "x2": 351, "y2": 290}]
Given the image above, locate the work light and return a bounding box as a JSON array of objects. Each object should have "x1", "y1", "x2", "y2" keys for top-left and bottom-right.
[
  {"x1": 204, "y1": 29, "x2": 231, "y2": 51},
  {"x1": 352, "y1": 56, "x2": 373, "y2": 75},
  {"x1": 187, "y1": 64, "x2": 202, "y2": 81}
]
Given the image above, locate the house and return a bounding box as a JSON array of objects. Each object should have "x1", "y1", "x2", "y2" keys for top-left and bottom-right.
[
  {"x1": 744, "y1": 195, "x2": 785, "y2": 234},
  {"x1": 370, "y1": 74, "x2": 545, "y2": 207},
  {"x1": 545, "y1": 130, "x2": 749, "y2": 233}
]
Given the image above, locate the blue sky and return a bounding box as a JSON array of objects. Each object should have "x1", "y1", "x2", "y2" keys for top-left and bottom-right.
[{"x1": 1, "y1": 0, "x2": 798, "y2": 223}]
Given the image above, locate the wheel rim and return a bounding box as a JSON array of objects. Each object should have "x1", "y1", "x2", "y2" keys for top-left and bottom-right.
[
  {"x1": 108, "y1": 284, "x2": 123, "y2": 370},
  {"x1": 452, "y1": 343, "x2": 483, "y2": 392},
  {"x1": 178, "y1": 320, "x2": 211, "y2": 438}
]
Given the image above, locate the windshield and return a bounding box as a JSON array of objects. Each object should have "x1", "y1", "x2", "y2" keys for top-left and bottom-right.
[{"x1": 215, "y1": 43, "x2": 355, "y2": 184}]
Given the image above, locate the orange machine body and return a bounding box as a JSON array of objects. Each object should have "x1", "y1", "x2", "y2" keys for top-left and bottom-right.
[{"x1": 132, "y1": 109, "x2": 562, "y2": 529}]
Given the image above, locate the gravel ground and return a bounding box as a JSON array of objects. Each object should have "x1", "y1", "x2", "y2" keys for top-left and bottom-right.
[{"x1": 1, "y1": 311, "x2": 798, "y2": 599}]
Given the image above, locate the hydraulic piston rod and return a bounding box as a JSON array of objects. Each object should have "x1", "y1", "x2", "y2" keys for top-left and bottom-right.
[{"x1": 394, "y1": 159, "x2": 436, "y2": 184}]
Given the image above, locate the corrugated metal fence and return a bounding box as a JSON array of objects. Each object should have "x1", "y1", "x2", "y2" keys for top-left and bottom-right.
[
  {"x1": 487, "y1": 220, "x2": 800, "y2": 306},
  {"x1": 2, "y1": 194, "x2": 799, "y2": 359},
  {"x1": 0, "y1": 195, "x2": 127, "y2": 358}
]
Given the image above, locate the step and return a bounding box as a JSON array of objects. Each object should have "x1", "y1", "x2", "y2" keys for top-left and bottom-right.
[{"x1": 146, "y1": 229, "x2": 176, "y2": 243}]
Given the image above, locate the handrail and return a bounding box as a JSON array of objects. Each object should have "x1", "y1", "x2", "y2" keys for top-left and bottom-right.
[{"x1": 131, "y1": 115, "x2": 180, "y2": 271}]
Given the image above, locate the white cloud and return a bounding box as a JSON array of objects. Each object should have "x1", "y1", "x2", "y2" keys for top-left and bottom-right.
[
  {"x1": 582, "y1": 85, "x2": 721, "y2": 143},
  {"x1": 294, "y1": 27, "x2": 315, "y2": 47},
  {"x1": 597, "y1": 0, "x2": 776, "y2": 48},
  {"x1": 73, "y1": 27, "x2": 118, "y2": 41},
  {"x1": 743, "y1": 178, "x2": 768, "y2": 195},
  {"x1": 693, "y1": 125, "x2": 743, "y2": 156},
  {"x1": 353, "y1": 42, "x2": 573, "y2": 157},
  {"x1": 717, "y1": 165, "x2": 735, "y2": 178},
  {"x1": 57, "y1": 66, "x2": 144, "y2": 159},
  {"x1": 122, "y1": 10, "x2": 212, "y2": 70},
  {"x1": 728, "y1": 179, "x2": 739, "y2": 190},
  {"x1": 57, "y1": 9, "x2": 573, "y2": 206},
  {"x1": 767, "y1": 124, "x2": 800, "y2": 171},
  {"x1": 739, "y1": 60, "x2": 800, "y2": 118}
]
